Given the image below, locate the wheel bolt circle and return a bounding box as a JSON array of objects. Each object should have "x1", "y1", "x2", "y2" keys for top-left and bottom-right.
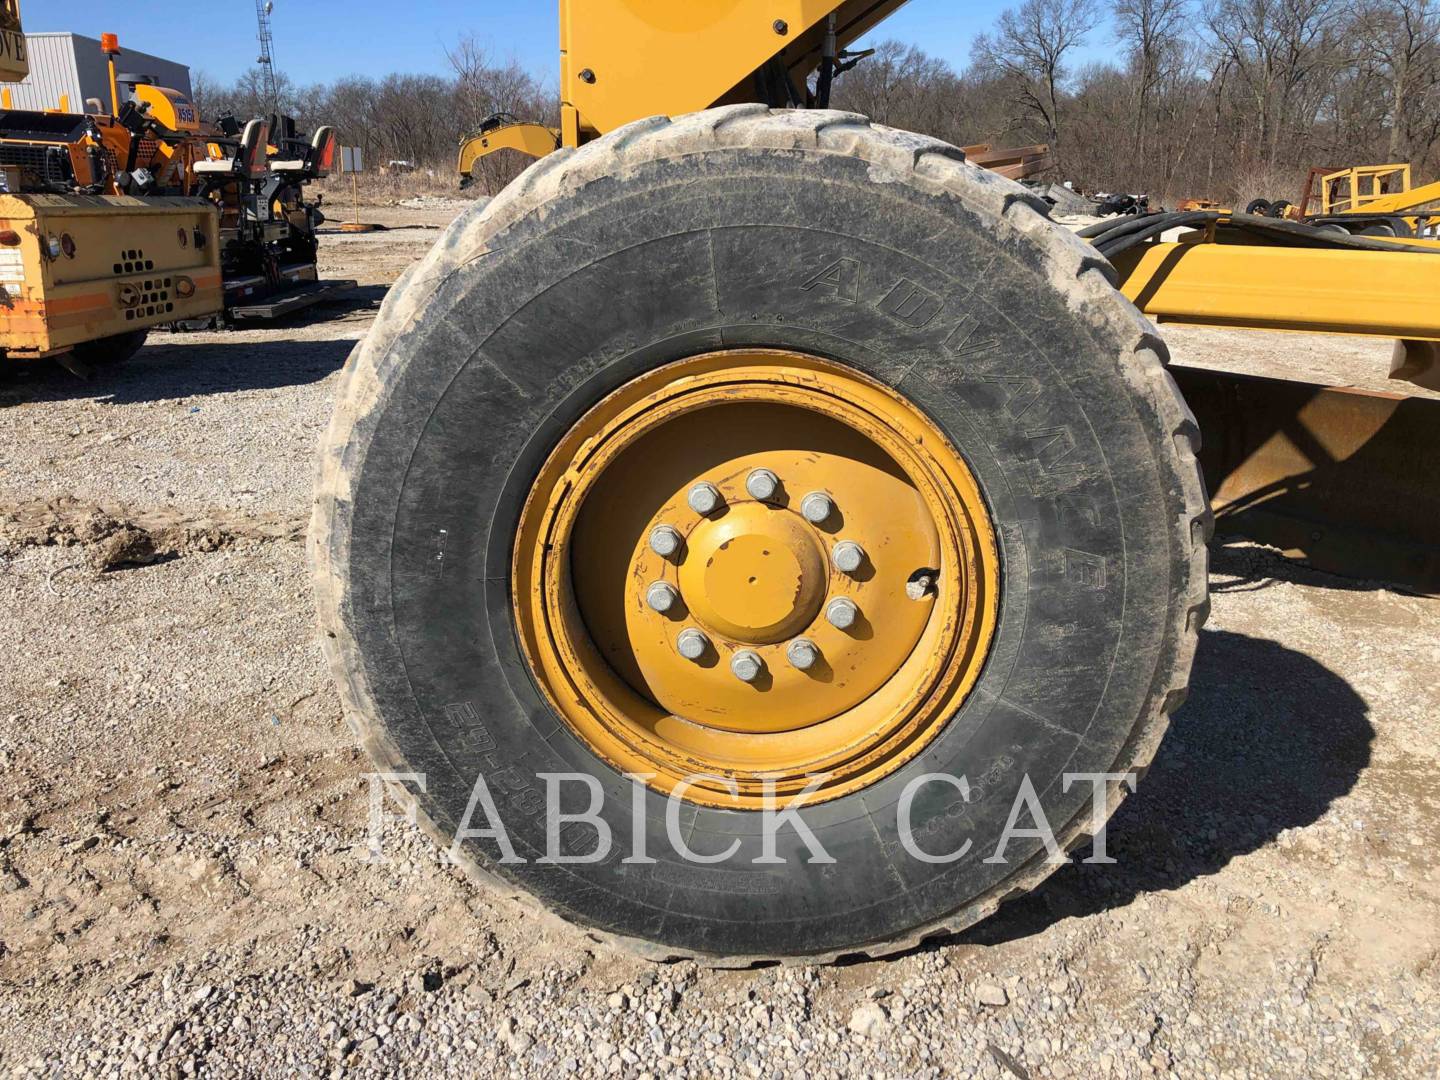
[
  {"x1": 730, "y1": 649, "x2": 764, "y2": 683},
  {"x1": 676, "y1": 628, "x2": 709, "y2": 660},
  {"x1": 800, "y1": 491, "x2": 834, "y2": 524},
  {"x1": 786, "y1": 637, "x2": 820, "y2": 671},
  {"x1": 646, "y1": 581, "x2": 679, "y2": 613},
  {"x1": 687, "y1": 482, "x2": 723, "y2": 516},
  {"x1": 649, "y1": 524, "x2": 682, "y2": 558},
  {"x1": 746, "y1": 468, "x2": 780, "y2": 501},
  {"x1": 832, "y1": 540, "x2": 866, "y2": 574},
  {"x1": 826, "y1": 596, "x2": 859, "y2": 630}
]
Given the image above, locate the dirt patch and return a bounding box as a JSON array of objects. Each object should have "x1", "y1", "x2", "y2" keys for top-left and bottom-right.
[{"x1": 1, "y1": 497, "x2": 305, "y2": 570}]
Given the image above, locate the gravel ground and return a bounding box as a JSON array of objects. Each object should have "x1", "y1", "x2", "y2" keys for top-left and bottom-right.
[{"x1": 1, "y1": 204, "x2": 1437, "y2": 1079}]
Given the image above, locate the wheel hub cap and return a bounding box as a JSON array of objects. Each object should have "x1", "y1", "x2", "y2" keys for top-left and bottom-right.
[
  {"x1": 511, "y1": 350, "x2": 999, "y2": 808},
  {"x1": 679, "y1": 507, "x2": 825, "y2": 644}
]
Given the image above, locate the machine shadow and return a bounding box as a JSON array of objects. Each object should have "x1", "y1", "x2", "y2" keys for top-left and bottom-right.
[
  {"x1": 0, "y1": 326, "x2": 359, "y2": 407},
  {"x1": 947, "y1": 626, "x2": 1373, "y2": 950},
  {"x1": 1206, "y1": 538, "x2": 1420, "y2": 597}
]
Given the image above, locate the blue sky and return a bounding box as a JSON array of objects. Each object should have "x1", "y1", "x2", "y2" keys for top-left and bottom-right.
[{"x1": 46, "y1": 2, "x2": 1115, "y2": 88}]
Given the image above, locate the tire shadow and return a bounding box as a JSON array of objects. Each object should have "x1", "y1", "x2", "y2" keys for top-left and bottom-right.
[{"x1": 952, "y1": 626, "x2": 1373, "y2": 948}]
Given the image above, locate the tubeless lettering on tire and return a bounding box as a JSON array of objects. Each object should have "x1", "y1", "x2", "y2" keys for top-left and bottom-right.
[{"x1": 442, "y1": 702, "x2": 615, "y2": 863}]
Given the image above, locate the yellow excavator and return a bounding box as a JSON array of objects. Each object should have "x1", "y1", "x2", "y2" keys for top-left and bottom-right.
[{"x1": 313, "y1": 1, "x2": 1439, "y2": 963}]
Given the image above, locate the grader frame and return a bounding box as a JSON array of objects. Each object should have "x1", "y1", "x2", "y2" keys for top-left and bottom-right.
[{"x1": 473, "y1": 0, "x2": 1440, "y2": 591}]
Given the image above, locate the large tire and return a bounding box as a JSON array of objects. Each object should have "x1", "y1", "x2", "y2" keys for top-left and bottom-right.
[{"x1": 312, "y1": 107, "x2": 1210, "y2": 962}]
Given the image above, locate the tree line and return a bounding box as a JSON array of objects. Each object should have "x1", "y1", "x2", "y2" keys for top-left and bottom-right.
[{"x1": 192, "y1": 0, "x2": 1440, "y2": 204}]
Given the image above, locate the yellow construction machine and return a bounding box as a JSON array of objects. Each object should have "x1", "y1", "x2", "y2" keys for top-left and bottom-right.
[
  {"x1": 0, "y1": 15, "x2": 222, "y2": 367},
  {"x1": 0, "y1": 18, "x2": 221, "y2": 367},
  {"x1": 0, "y1": 22, "x2": 346, "y2": 369},
  {"x1": 313, "y1": 1, "x2": 1438, "y2": 963}
]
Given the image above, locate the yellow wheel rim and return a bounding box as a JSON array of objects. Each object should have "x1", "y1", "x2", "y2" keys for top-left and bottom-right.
[{"x1": 513, "y1": 350, "x2": 999, "y2": 808}]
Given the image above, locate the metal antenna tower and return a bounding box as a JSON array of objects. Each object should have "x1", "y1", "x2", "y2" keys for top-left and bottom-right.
[{"x1": 255, "y1": 0, "x2": 279, "y2": 115}]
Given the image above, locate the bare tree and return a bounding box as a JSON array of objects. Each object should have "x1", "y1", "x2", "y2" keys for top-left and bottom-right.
[
  {"x1": 971, "y1": 0, "x2": 1102, "y2": 160},
  {"x1": 182, "y1": 3, "x2": 1440, "y2": 204},
  {"x1": 1207, "y1": 0, "x2": 1345, "y2": 170},
  {"x1": 1354, "y1": 0, "x2": 1440, "y2": 162},
  {"x1": 1114, "y1": 0, "x2": 1193, "y2": 159},
  {"x1": 445, "y1": 35, "x2": 557, "y2": 191},
  {"x1": 830, "y1": 41, "x2": 970, "y2": 145}
]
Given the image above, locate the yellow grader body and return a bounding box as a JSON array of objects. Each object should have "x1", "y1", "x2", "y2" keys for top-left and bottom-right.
[{"x1": 454, "y1": 0, "x2": 1440, "y2": 593}]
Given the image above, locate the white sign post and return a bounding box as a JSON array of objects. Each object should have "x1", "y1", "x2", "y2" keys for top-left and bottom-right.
[{"x1": 339, "y1": 146, "x2": 365, "y2": 229}]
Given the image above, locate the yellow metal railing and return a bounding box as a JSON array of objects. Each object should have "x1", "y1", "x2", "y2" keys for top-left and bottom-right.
[{"x1": 1322, "y1": 165, "x2": 1412, "y2": 215}]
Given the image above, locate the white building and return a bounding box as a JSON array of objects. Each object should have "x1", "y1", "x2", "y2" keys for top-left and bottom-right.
[{"x1": 2, "y1": 32, "x2": 191, "y2": 112}]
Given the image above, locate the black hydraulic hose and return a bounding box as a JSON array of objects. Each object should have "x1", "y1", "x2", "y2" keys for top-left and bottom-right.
[
  {"x1": 816, "y1": 58, "x2": 835, "y2": 108},
  {"x1": 1222, "y1": 214, "x2": 1437, "y2": 253},
  {"x1": 1094, "y1": 212, "x2": 1224, "y2": 258},
  {"x1": 1076, "y1": 213, "x2": 1154, "y2": 239},
  {"x1": 1081, "y1": 210, "x2": 1438, "y2": 260},
  {"x1": 1083, "y1": 212, "x2": 1220, "y2": 256}
]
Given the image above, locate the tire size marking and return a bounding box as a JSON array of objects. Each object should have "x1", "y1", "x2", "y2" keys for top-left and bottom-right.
[
  {"x1": 444, "y1": 701, "x2": 496, "y2": 753},
  {"x1": 653, "y1": 861, "x2": 782, "y2": 895},
  {"x1": 901, "y1": 753, "x2": 1016, "y2": 854}
]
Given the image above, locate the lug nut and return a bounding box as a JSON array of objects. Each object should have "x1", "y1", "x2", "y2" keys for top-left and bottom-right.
[
  {"x1": 730, "y1": 649, "x2": 764, "y2": 683},
  {"x1": 649, "y1": 524, "x2": 682, "y2": 558},
  {"x1": 832, "y1": 540, "x2": 866, "y2": 574},
  {"x1": 745, "y1": 468, "x2": 780, "y2": 501},
  {"x1": 786, "y1": 638, "x2": 820, "y2": 671},
  {"x1": 645, "y1": 581, "x2": 679, "y2": 613},
  {"x1": 800, "y1": 492, "x2": 834, "y2": 524},
  {"x1": 676, "y1": 628, "x2": 710, "y2": 660},
  {"x1": 826, "y1": 597, "x2": 859, "y2": 630},
  {"x1": 687, "y1": 482, "x2": 723, "y2": 516}
]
